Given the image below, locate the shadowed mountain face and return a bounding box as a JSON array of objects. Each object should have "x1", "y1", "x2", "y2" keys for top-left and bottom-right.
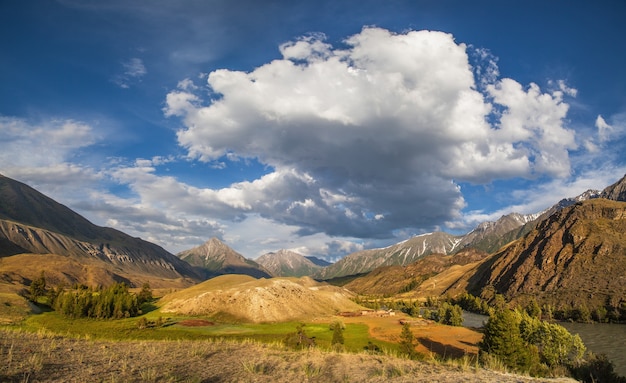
[
  {"x1": 0, "y1": 174, "x2": 102, "y2": 241},
  {"x1": 467, "y1": 198, "x2": 626, "y2": 310},
  {"x1": 0, "y1": 174, "x2": 201, "y2": 287},
  {"x1": 177, "y1": 238, "x2": 271, "y2": 279}
]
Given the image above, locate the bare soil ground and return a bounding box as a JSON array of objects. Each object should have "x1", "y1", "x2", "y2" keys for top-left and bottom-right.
[
  {"x1": 0, "y1": 329, "x2": 576, "y2": 383},
  {"x1": 340, "y1": 314, "x2": 481, "y2": 358},
  {"x1": 178, "y1": 319, "x2": 215, "y2": 327}
]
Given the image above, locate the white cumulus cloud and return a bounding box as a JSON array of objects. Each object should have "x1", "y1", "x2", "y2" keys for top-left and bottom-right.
[{"x1": 165, "y1": 27, "x2": 580, "y2": 239}]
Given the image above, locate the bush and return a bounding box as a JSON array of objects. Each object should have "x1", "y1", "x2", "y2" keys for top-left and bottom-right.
[
  {"x1": 570, "y1": 353, "x2": 626, "y2": 383},
  {"x1": 283, "y1": 324, "x2": 316, "y2": 350},
  {"x1": 29, "y1": 272, "x2": 46, "y2": 302}
]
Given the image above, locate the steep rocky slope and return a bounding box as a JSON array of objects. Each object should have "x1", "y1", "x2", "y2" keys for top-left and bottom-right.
[
  {"x1": 256, "y1": 249, "x2": 323, "y2": 277},
  {"x1": 466, "y1": 198, "x2": 626, "y2": 310},
  {"x1": 0, "y1": 175, "x2": 200, "y2": 287},
  {"x1": 601, "y1": 173, "x2": 626, "y2": 201},
  {"x1": 177, "y1": 237, "x2": 271, "y2": 278}
]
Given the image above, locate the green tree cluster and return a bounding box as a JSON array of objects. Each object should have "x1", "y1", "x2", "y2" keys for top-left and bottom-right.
[
  {"x1": 453, "y1": 292, "x2": 493, "y2": 316},
  {"x1": 480, "y1": 308, "x2": 586, "y2": 375},
  {"x1": 283, "y1": 324, "x2": 316, "y2": 350},
  {"x1": 429, "y1": 302, "x2": 463, "y2": 326},
  {"x1": 52, "y1": 283, "x2": 140, "y2": 319}
]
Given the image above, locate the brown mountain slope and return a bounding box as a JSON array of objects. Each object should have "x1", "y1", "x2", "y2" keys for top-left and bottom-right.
[
  {"x1": 160, "y1": 274, "x2": 363, "y2": 323},
  {"x1": 344, "y1": 248, "x2": 489, "y2": 296},
  {"x1": 0, "y1": 174, "x2": 201, "y2": 288},
  {"x1": 465, "y1": 198, "x2": 626, "y2": 310}
]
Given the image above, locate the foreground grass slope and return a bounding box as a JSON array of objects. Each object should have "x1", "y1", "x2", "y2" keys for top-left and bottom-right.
[{"x1": 0, "y1": 329, "x2": 576, "y2": 383}]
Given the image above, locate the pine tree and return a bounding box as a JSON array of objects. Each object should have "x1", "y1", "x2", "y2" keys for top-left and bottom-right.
[
  {"x1": 29, "y1": 271, "x2": 46, "y2": 302},
  {"x1": 330, "y1": 325, "x2": 344, "y2": 346},
  {"x1": 399, "y1": 323, "x2": 418, "y2": 358},
  {"x1": 138, "y1": 282, "x2": 153, "y2": 304},
  {"x1": 480, "y1": 309, "x2": 537, "y2": 372}
]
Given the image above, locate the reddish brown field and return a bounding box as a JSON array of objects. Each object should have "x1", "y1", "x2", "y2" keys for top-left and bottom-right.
[
  {"x1": 341, "y1": 313, "x2": 481, "y2": 358},
  {"x1": 177, "y1": 319, "x2": 215, "y2": 327}
]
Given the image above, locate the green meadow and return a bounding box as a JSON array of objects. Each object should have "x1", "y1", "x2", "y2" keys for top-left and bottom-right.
[{"x1": 14, "y1": 308, "x2": 397, "y2": 354}]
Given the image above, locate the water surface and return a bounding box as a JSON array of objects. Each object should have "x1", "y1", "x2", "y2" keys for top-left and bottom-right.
[{"x1": 561, "y1": 322, "x2": 626, "y2": 377}]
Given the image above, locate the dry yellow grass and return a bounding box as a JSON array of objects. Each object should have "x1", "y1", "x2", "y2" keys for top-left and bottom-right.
[{"x1": 0, "y1": 329, "x2": 577, "y2": 383}]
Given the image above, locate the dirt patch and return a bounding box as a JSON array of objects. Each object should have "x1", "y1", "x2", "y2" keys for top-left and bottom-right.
[
  {"x1": 342, "y1": 313, "x2": 482, "y2": 358},
  {"x1": 178, "y1": 319, "x2": 215, "y2": 327}
]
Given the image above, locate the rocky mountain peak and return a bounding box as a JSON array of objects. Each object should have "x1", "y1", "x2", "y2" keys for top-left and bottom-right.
[
  {"x1": 601, "y1": 173, "x2": 626, "y2": 202},
  {"x1": 177, "y1": 238, "x2": 271, "y2": 279}
]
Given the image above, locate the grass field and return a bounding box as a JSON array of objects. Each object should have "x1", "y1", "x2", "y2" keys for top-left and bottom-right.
[{"x1": 15, "y1": 308, "x2": 399, "y2": 354}]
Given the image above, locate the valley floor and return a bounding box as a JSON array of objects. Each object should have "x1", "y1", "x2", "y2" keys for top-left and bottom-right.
[{"x1": 0, "y1": 329, "x2": 577, "y2": 383}]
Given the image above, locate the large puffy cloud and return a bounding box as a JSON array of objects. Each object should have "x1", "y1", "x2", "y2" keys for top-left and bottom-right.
[{"x1": 166, "y1": 27, "x2": 578, "y2": 239}]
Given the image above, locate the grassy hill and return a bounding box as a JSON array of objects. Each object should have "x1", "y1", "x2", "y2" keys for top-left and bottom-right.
[{"x1": 159, "y1": 274, "x2": 364, "y2": 322}]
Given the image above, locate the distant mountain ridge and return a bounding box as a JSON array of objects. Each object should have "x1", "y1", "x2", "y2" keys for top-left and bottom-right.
[
  {"x1": 315, "y1": 232, "x2": 462, "y2": 280},
  {"x1": 344, "y1": 248, "x2": 490, "y2": 296},
  {"x1": 305, "y1": 256, "x2": 332, "y2": 267},
  {"x1": 177, "y1": 238, "x2": 271, "y2": 279},
  {"x1": 313, "y1": 187, "x2": 604, "y2": 280},
  {"x1": 256, "y1": 249, "x2": 323, "y2": 277}
]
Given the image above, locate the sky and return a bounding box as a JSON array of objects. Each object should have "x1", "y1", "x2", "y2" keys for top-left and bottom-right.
[{"x1": 1, "y1": 1, "x2": 625, "y2": 261}]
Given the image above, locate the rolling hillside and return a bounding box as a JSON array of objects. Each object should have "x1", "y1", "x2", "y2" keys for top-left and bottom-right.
[{"x1": 160, "y1": 274, "x2": 363, "y2": 322}]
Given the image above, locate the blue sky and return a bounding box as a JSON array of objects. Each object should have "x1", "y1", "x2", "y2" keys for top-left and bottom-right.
[{"x1": 1, "y1": 1, "x2": 625, "y2": 260}]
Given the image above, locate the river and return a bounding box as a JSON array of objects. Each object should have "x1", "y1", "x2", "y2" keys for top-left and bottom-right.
[
  {"x1": 461, "y1": 312, "x2": 626, "y2": 376},
  {"x1": 561, "y1": 322, "x2": 626, "y2": 377}
]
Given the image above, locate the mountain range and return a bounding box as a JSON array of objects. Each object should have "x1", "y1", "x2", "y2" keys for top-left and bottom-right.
[
  {"x1": 341, "y1": 174, "x2": 626, "y2": 315},
  {"x1": 314, "y1": 188, "x2": 603, "y2": 280},
  {"x1": 176, "y1": 237, "x2": 271, "y2": 279},
  {"x1": 1, "y1": 171, "x2": 625, "y2": 317}
]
